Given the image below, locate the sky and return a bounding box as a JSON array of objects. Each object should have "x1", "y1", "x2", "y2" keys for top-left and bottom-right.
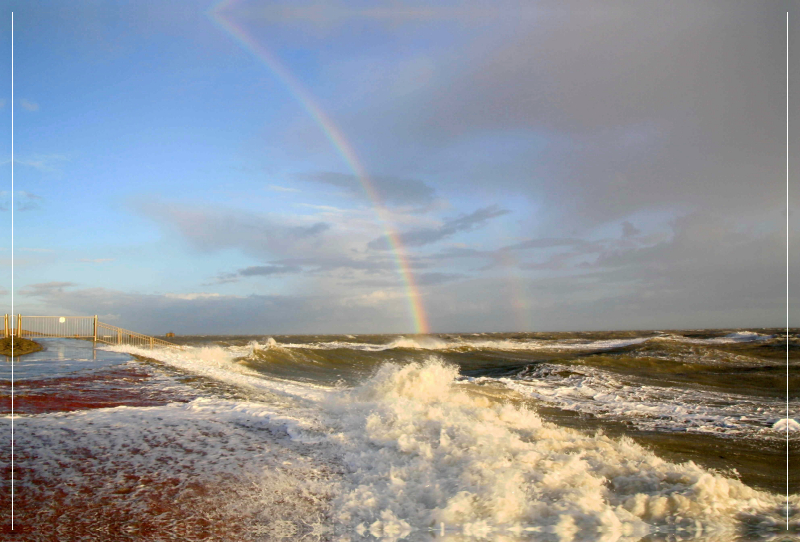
[{"x1": 0, "y1": 0, "x2": 796, "y2": 335}]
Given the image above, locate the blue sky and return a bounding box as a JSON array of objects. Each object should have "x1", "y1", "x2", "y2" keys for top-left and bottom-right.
[{"x1": 0, "y1": 0, "x2": 796, "y2": 334}]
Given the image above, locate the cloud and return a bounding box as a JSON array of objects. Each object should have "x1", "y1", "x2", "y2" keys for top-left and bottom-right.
[
  {"x1": 80, "y1": 258, "x2": 115, "y2": 263},
  {"x1": 20, "y1": 282, "x2": 78, "y2": 297},
  {"x1": 209, "y1": 263, "x2": 304, "y2": 284},
  {"x1": 348, "y1": 271, "x2": 465, "y2": 289},
  {"x1": 369, "y1": 205, "x2": 510, "y2": 250},
  {"x1": 15, "y1": 210, "x2": 796, "y2": 332},
  {"x1": 137, "y1": 201, "x2": 333, "y2": 260},
  {"x1": 3, "y1": 155, "x2": 69, "y2": 175},
  {"x1": 20, "y1": 99, "x2": 39, "y2": 111},
  {"x1": 268, "y1": 184, "x2": 300, "y2": 193},
  {"x1": 300, "y1": 171, "x2": 436, "y2": 206},
  {"x1": 164, "y1": 293, "x2": 236, "y2": 301},
  {"x1": 18, "y1": 191, "x2": 42, "y2": 200},
  {"x1": 0, "y1": 99, "x2": 5, "y2": 109},
  {"x1": 519, "y1": 252, "x2": 577, "y2": 271},
  {"x1": 239, "y1": 264, "x2": 303, "y2": 276},
  {"x1": 621, "y1": 221, "x2": 641, "y2": 238},
  {"x1": 15, "y1": 191, "x2": 44, "y2": 211},
  {"x1": 503, "y1": 238, "x2": 583, "y2": 251},
  {"x1": 307, "y1": 1, "x2": 793, "y2": 237},
  {"x1": 0, "y1": 190, "x2": 45, "y2": 212},
  {"x1": 141, "y1": 201, "x2": 446, "y2": 293}
]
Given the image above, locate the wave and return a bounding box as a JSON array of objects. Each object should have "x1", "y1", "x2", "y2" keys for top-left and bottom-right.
[
  {"x1": 663, "y1": 331, "x2": 775, "y2": 345},
  {"x1": 323, "y1": 358, "x2": 791, "y2": 536},
  {"x1": 103, "y1": 343, "x2": 332, "y2": 406},
  {"x1": 478, "y1": 363, "x2": 791, "y2": 441},
  {"x1": 98, "y1": 345, "x2": 794, "y2": 536},
  {"x1": 245, "y1": 335, "x2": 655, "y2": 353},
  {"x1": 200, "y1": 330, "x2": 774, "y2": 358}
]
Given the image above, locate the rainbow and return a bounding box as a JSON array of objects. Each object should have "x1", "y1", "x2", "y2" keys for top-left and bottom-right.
[{"x1": 208, "y1": 0, "x2": 430, "y2": 334}]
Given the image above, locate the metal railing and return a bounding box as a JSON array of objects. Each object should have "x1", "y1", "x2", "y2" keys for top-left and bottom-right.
[{"x1": 3, "y1": 314, "x2": 182, "y2": 350}]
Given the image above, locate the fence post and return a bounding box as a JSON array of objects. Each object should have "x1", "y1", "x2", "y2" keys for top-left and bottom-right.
[
  {"x1": 3, "y1": 315, "x2": 7, "y2": 338},
  {"x1": 117, "y1": 329, "x2": 121, "y2": 345},
  {"x1": 93, "y1": 315, "x2": 98, "y2": 344},
  {"x1": 149, "y1": 337, "x2": 154, "y2": 349},
  {"x1": 17, "y1": 314, "x2": 21, "y2": 338}
]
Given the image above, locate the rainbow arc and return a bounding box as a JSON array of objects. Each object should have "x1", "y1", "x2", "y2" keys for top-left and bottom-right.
[{"x1": 209, "y1": 0, "x2": 430, "y2": 333}]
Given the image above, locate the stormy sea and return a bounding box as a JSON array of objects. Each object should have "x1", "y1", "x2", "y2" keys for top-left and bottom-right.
[{"x1": 0, "y1": 328, "x2": 797, "y2": 541}]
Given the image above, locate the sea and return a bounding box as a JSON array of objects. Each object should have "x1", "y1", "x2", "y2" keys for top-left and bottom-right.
[{"x1": 0, "y1": 328, "x2": 797, "y2": 541}]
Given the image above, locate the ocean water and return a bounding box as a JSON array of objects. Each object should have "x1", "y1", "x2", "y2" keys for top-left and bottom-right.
[{"x1": 0, "y1": 329, "x2": 797, "y2": 541}]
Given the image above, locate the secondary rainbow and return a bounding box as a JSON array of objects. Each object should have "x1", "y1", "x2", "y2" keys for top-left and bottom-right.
[{"x1": 208, "y1": 0, "x2": 430, "y2": 334}]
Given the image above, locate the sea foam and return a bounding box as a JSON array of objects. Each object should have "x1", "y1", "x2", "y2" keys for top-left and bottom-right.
[
  {"x1": 100, "y1": 345, "x2": 794, "y2": 539},
  {"x1": 321, "y1": 358, "x2": 790, "y2": 539}
]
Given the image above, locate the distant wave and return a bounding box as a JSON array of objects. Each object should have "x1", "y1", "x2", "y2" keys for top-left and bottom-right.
[
  {"x1": 243, "y1": 335, "x2": 655, "y2": 353},
  {"x1": 474, "y1": 363, "x2": 791, "y2": 441},
  {"x1": 663, "y1": 331, "x2": 774, "y2": 344}
]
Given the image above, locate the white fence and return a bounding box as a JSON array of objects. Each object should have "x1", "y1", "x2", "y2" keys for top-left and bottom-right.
[{"x1": 3, "y1": 315, "x2": 182, "y2": 350}]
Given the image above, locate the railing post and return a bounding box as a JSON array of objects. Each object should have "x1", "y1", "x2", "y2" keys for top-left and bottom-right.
[
  {"x1": 93, "y1": 315, "x2": 98, "y2": 344},
  {"x1": 149, "y1": 337, "x2": 154, "y2": 349},
  {"x1": 17, "y1": 314, "x2": 21, "y2": 338},
  {"x1": 3, "y1": 314, "x2": 7, "y2": 338},
  {"x1": 117, "y1": 329, "x2": 121, "y2": 345}
]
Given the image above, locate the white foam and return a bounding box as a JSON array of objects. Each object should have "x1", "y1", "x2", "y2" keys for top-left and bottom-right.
[
  {"x1": 101, "y1": 344, "x2": 331, "y2": 405},
  {"x1": 253, "y1": 336, "x2": 653, "y2": 353},
  {"x1": 5, "y1": 398, "x2": 337, "y2": 535},
  {"x1": 92, "y1": 345, "x2": 793, "y2": 537},
  {"x1": 667, "y1": 331, "x2": 774, "y2": 345},
  {"x1": 481, "y1": 363, "x2": 789, "y2": 441},
  {"x1": 318, "y1": 358, "x2": 789, "y2": 537},
  {"x1": 772, "y1": 418, "x2": 800, "y2": 432}
]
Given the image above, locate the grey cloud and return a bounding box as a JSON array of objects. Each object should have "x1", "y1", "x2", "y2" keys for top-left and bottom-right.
[
  {"x1": 138, "y1": 201, "x2": 419, "y2": 283},
  {"x1": 422, "y1": 237, "x2": 590, "y2": 270},
  {"x1": 328, "y1": 2, "x2": 796, "y2": 232},
  {"x1": 519, "y1": 252, "x2": 577, "y2": 271},
  {"x1": 0, "y1": 190, "x2": 45, "y2": 212},
  {"x1": 621, "y1": 221, "x2": 641, "y2": 239},
  {"x1": 369, "y1": 205, "x2": 510, "y2": 250},
  {"x1": 300, "y1": 171, "x2": 436, "y2": 206},
  {"x1": 137, "y1": 201, "x2": 332, "y2": 260},
  {"x1": 239, "y1": 264, "x2": 303, "y2": 276},
  {"x1": 208, "y1": 254, "x2": 424, "y2": 285},
  {"x1": 503, "y1": 238, "x2": 583, "y2": 251},
  {"x1": 17, "y1": 212, "x2": 796, "y2": 333},
  {"x1": 419, "y1": 220, "x2": 795, "y2": 332},
  {"x1": 206, "y1": 273, "x2": 240, "y2": 285},
  {"x1": 16, "y1": 191, "x2": 44, "y2": 211},
  {"x1": 291, "y1": 222, "x2": 330, "y2": 237},
  {"x1": 207, "y1": 264, "x2": 303, "y2": 285},
  {"x1": 415, "y1": 272, "x2": 465, "y2": 286},
  {"x1": 20, "y1": 282, "x2": 78, "y2": 296},
  {"x1": 350, "y1": 271, "x2": 465, "y2": 289},
  {"x1": 426, "y1": 246, "x2": 487, "y2": 261}
]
